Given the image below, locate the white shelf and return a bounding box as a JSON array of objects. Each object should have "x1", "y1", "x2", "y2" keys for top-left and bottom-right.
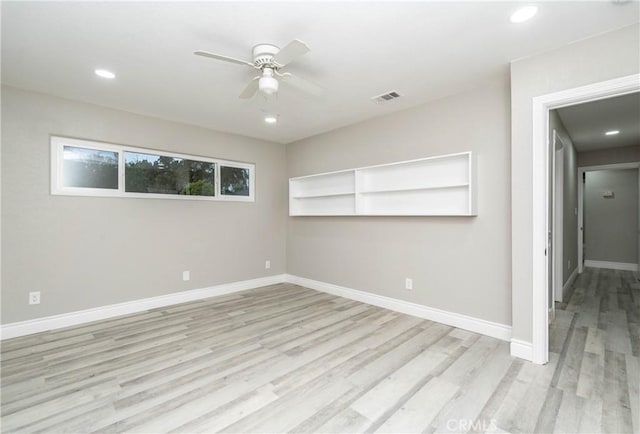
[
  {"x1": 290, "y1": 194, "x2": 355, "y2": 216},
  {"x1": 359, "y1": 183, "x2": 469, "y2": 194},
  {"x1": 289, "y1": 152, "x2": 476, "y2": 216},
  {"x1": 292, "y1": 191, "x2": 355, "y2": 199}
]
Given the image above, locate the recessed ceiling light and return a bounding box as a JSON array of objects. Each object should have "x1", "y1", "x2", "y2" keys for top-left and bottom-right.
[
  {"x1": 94, "y1": 69, "x2": 116, "y2": 79},
  {"x1": 510, "y1": 6, "x2": 538, "y2": 23},
  {"x1": 264, "y1": 116, "x2": 278, "y2": 124},
  {"x1": 605, "y1": 130, "x2": 620, "y2": 135}
]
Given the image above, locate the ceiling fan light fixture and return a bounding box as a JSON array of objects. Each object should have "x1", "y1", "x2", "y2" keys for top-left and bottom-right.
[{"x1": 259, "y1": 75, "x2": 279, "y2": 95}]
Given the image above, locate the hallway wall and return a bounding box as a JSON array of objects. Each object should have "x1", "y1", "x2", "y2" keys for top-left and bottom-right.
[
  {"x1": 550, "y1": 111, "x2": 579, "y2": 286},
  {"x1": 584, "y1": 168, "x2": 639, "y2": 265}
]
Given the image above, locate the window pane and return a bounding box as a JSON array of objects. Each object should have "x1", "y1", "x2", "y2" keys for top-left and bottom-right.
[
  {"x1": 63, "y1": 146, "x2": 119, "y2": 189},
  {"x1": 221, "y1": 166, "x2": 250, "y2": 196},
  {"x1": 124, "y1": 151, "x2": 215, "y2": 196}
]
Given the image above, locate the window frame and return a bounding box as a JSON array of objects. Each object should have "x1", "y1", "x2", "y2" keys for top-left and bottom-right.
[{"x1": 51, "y1": 136, "x2": 255, "y2": 202}]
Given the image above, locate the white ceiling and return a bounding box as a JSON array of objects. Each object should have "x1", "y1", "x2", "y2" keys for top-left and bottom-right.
[
  {"x1": 2, "y1": 2, "x2": 639, "y2": 144},
  {"x1": 556, "y1": 92, "x2": 640, "y2": 152}
]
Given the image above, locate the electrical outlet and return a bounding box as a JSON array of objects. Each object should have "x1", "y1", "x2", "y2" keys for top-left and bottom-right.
[
  {"x1": 265, "y1": 260, "x2": 271, "y2": 270},
  {"x1": 182, "y1": 270, "x2": 190, "y2": 281},
  {"x1": 29, "y1": 291, "x2": 40, "y2": 305},
  {"x1": 405, "y1": 278, "x2": 413, "y2": 290}
]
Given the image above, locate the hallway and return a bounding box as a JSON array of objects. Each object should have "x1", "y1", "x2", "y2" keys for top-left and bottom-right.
[{"x1": 548, "y1": 267, "x2": 639, "y2": 433}]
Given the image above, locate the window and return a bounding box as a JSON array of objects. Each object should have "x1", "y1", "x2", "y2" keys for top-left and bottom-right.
[
  {"x1": 124, "y1": 151, "x2": 215, "y2": 197},
  {"x1": 51, "y1": 136, "x2": 254, "y2": 202},
  {"x1": 62, "y1": 146, "x2": 119, "y2": 189},
  {"x1": 221, "y1": 165, "x2": 250, "y2": 197}
]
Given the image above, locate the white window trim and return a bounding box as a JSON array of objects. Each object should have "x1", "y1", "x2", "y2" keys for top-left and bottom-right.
[{"x1": 51, "y1": 136, "x2": 255, "y2": 202}]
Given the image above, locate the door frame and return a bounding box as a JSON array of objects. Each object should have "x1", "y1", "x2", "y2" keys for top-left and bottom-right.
[
  {"x1": 530, "y1": 73, "x2": 639, "y2": 365},
  {"x1": 578, "y1": 162, "x2": 640, "y2": 273}
]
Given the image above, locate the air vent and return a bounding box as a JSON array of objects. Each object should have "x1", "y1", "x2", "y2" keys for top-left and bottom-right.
[{"x1": 371, "y1": 90, "x2": 402, "y2": 104}]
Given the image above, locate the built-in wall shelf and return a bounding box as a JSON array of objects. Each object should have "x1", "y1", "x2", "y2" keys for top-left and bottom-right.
[{"x1": 289, "y1": 152, "x2": 477, "y2": 216}]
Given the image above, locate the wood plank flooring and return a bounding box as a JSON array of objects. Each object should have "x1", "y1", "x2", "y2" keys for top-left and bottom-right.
[{"x1": 1, "y1": 268, "x2": 638, "y2": 433}]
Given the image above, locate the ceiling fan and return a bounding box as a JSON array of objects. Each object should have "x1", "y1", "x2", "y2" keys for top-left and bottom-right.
[{"x1": 194, "y1": 39, "x2": 324, "y2": 99}]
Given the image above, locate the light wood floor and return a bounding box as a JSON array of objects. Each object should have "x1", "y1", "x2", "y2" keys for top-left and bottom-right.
[{"x1": 1, "y1": 268, "x2": 638, "y2": 433}]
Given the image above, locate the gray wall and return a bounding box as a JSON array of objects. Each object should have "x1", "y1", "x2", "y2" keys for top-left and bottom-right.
[
  {"x1": 578, "y1": 144, "x2": 640, "y2": 167},
  {"x1": 510, "y1": 23, "x2": 639, "y2": 343},
  {"x1": 1, "y1": 85, "x2": 287, "y2": 324},
  {"x1": 287, "y1": 77, "x2": 512, "y2": 326},
  {"x1": 584, "y1": 169, "x2": 638, "y2": 264}
]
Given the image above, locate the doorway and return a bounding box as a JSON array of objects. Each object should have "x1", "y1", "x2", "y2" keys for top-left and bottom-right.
[{"x1": 530, "y1": 74, "x2": 640, "y2": 364}]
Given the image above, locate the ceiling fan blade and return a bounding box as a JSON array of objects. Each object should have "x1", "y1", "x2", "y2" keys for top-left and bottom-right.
[
  {"x1": 194, "y1": 50, "x2": 254, "y2": 68},
  {"x1": 273, "y1": 39, "x2": 310, "y2": 67},
  {"x1": 239, "y1": 76, "x2": 260, "y2": 99},
  {"x1": 281, "y1": 72, "x2": 325, "y2": 97}
]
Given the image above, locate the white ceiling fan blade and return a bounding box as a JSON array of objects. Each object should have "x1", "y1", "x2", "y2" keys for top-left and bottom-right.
[
  {"x1": 280, "y1": 72, "x2": 325, "y2": 97},
  {"x1": 273, "y1": 39, "x2": 310, "y2": 67},
  {"x1": 194, "y1": 50, "x2": 254, "y2": 68},
  {"x1": 239, "y1": 76, "x2": 260, "y2": 99}
]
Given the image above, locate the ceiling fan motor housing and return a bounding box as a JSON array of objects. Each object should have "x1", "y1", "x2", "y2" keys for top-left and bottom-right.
[{"x1": 252, "y1": 44, "x2": 279, "y2": 68}]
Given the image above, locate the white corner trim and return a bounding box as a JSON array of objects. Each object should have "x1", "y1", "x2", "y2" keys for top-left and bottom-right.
[
  {"x1": 563, "y1": 267, "x2": 579, "y2": 297},
  {"x1": 0, "y1": 274, "x2": 287, "y2": 340},
  {"x1": 584, "y1": 260, "x2": 638, "y2": 272},
  {"x1": 510, "y1": 339, "x2": 533, "y2": 361},
  {"x1": 285, "y1": 274, "x2": 512, "y2": 342}
]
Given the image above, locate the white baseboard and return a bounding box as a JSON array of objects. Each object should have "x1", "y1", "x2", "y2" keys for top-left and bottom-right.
[
  {"x1": 584, "y1": 260, "x2": 638, "y2": 272},
  {"x1": 563, "y1": 266, "x2": 579, "y2": 298},
  {"x1": 285, "y1": 274, "x2": 512, "y2": 342},
  {"x1": 0, "y1": 274, "x2": 287, "y2": 340},
  {"x1": 510, "y1": 339, "x2": 533, "y2": 361}
]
